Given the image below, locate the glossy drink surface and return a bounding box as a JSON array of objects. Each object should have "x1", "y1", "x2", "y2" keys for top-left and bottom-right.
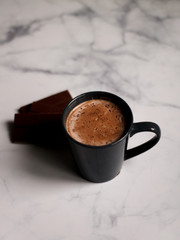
[{"x1": 66, "y1": 99, "x2": 125, "y2": 146}]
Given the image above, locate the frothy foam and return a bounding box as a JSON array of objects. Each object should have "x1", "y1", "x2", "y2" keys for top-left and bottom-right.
[{"x1": 66, "y1": 99, "x2": 125, "y2": 146}]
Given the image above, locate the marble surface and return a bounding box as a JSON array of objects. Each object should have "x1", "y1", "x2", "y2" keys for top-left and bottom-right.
[{"x1": 0, "y1": 0, "x2": 180, "y2": 239}]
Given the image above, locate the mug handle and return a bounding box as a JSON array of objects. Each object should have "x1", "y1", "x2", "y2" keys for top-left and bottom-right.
[{"x1": 125, "y1": 122, "x2": 161, "y2": 160}]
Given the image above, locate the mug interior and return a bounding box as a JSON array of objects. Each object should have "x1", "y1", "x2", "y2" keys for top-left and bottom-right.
[{"x1": 62, "y1": 91, "x2": 133, "y2": 144}]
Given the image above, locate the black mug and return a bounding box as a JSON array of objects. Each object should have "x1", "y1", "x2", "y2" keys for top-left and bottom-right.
[{"x1": 62, "y1": 91, "x2": 161, "y2": 183}]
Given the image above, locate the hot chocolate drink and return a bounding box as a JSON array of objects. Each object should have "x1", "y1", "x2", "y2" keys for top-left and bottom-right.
[{"x1": 66, "y1": 99, "x2": 125, "y2": 146}]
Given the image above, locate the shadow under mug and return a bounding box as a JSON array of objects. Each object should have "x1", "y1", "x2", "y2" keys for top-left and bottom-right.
[{"x1": 62, "y1": 91, "x2": 161, "y2": 183}]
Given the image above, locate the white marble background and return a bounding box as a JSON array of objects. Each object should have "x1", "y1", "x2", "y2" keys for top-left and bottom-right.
[{"x1": 0, "y1": 0, "x2": 180, "y2": 239}]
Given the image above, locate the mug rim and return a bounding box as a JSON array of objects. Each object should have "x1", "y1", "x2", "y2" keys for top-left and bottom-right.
[{"x1": 62, "y1": 91, "x2": 133, "y2": 149}]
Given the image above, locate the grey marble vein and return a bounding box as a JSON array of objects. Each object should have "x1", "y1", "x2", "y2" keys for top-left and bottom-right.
[
  {"x1": 0, "y1": 177, "x2": 14, "y2": 206},
  {"x1": 0, "y1": 21, "x2": 41, "y2": 45}
]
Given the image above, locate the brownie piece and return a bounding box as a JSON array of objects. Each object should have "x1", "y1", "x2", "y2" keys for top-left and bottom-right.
[
  {"x1": 13, "y1": 90, "x2": 72, "y2": 144},
  {"x1": 19, "y1": 90, "x2": 72, "y2": 113},
  {"x1": 14, "y1": 113, "x2": 60, "y2": 127}
]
